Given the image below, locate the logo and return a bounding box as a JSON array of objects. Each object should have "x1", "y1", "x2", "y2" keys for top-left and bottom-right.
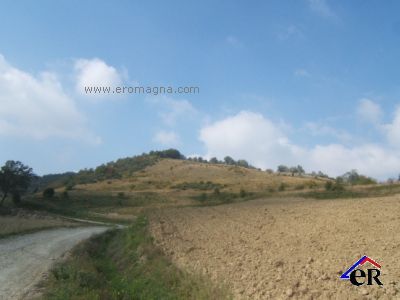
[{"x1": 340, "y1": 256, "x2": 383, "y2": 286}]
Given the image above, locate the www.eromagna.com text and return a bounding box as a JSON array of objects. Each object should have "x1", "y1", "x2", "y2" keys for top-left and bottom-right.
[{"x1": 84, "y1": 85, "x2": 200, "y2": 96}]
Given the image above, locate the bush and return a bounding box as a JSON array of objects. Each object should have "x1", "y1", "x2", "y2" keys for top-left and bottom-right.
[
  {"x1": 12, "y1": 192, "x2": 21, "y2": 205},
  {"x1": 199, "y1": 193, "x2": 207, "y2": 203},
  {"x1": 325, "y1": 181, "x2": 333, "y2": 191},
  {"x1": 172, "y1": 181, "x2": 222, "y2": 191},
  {"x1": 240, "y1": 189, "x2": 246, "y2": 198},
  {"x1": 65, "y1": 183, "x2": 74, "y2": 191},
  {"x1": 43, "y1": 187, "x2": 55, "y2": 198},
  {"x1": 278, "y1": 183, "x2": 286, "y2": 191},
  {"x1": 325, "y1": 180, "x2": 345, "y2": 191},
  {"x1": 51, "y1": 265, "x2": 72, "y2": 281},
  {"x1": 214, "y1": 187, "x2": 220, "y2": 195},
  {"x1": 307, "y1": 181, "x2": 317, "y2": 189}
]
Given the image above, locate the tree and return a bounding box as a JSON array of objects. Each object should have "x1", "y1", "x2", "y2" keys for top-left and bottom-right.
[
  {"x1": 224, "y1": 156, "x2": 236, "y2": 165},
  {"x1": 296, "y1": 165, "x2": 305, "y2": 174},
  {"x1": 153, "y1": 149, "x2": 185, "y2": 159},
  {"x1": 277, "y1": 165, "x2": 289, "y2": 173},
  {"x1": 209, "y1": 157, "x2": 219, "y2": 164},
  {"x1": 0, "y1": 161, "x2": 36, "y2": 205},
  {"x1": 289, "y1": 166, "x2": 298, "y2": 175},
  {"x1": 237, "y1": 159, "x2": 249, "y2": 168},
  {"x1": 43, "y1": 188, "x2": 55, "y2": 198},
  {"x1": 340, "y1": 170, "x2": 376, "y2": 185}
]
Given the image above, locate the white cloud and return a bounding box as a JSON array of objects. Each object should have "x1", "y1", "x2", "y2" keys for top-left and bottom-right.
[
  {"x1": 383, "y1": 106, "x2": 400, "y2": 148},
  {"x1": 147, "y1": 96, "x2": 197, "y2": 126},
  {"x1": 225, "y1": 35, "x2": 243, "y2": 48},
  {"x1": 357, "y1": 98, "x2": 383, "y2": 124},
  {"x1": 294, "y1": 69, "x2": 310, "y2": 77},
  {"x1": 153, "y1": 130, "x2": 180, "y2": 146},
  {"x1": 277, "y1": 25, "x2": 303, "y2": 41},
  {"x1": 0, "y1": 54, "x2": 100, "y2": 143},
  {"x1": 304, "y1": 122, "x2": 352, "y2": 142},
  {"x1": 199, "y1": 110, "x2": 400, "y2": 180},
  {"x1": 74, "y1": 58, "x2": 122, "y2": 97},
  {"x1": 356, "y1": 99, "x2": 400, "y2": 148},
  {"x1": 308, "y1": 144, "x2": 400, "y2": 179},
  {"x1": 307, "y1": 0, "x2": 336, "y2": 19},
  {"x1": 199, "y1": 111, "x2": 303, "y2": 168}
]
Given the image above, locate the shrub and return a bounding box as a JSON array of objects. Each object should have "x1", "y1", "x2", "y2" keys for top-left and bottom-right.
[
  {"x1": 43, "y1": 187, "x2": 55, "y2": 198},
  {"x1": 172, "y1": 181, "x2": 222, "y2": 191},
  {"x1": 116, "y1": 192, "x2": 125, "y2": 206},
  {"x1": 199, "y1": 193, "x2": 207, "y2": 202},
  {"x1": 240, "y1": 189, "x2": 246, "y2": 198},
  {"x1": 214, "y1": 187, "x2": 220, "y2": 195},
  {"x1": 332, "y1": 181, "x2": 345, "y2": 191},
  {"x1": 325, "y1": 181, "x2": 333, "y2": 191},
  {"x1": 308, "y1": 181, "x2": 317, "y2": 189},
  {"x1": 325, "y1": 180, "x2": 345, "y2": 191},
  {"x1": 51, "y1": 265, "x2": 72, "y2": 281},
  {"x1": 12, "y1": 192, "x2": 21, "y2": 204},
  {"x1": 65, "y1": 183, "x2": 75, "y2": 191},
  {"x1": 278, "y1": 183, "x2": 286, "y2": 191}
]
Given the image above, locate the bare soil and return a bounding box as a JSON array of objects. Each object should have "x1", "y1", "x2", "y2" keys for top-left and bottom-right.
[{"x1": 149, "y1": 196, "x2": 400, "y2": 299}]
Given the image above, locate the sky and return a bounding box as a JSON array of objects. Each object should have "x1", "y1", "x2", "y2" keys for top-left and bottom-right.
[{"x1": 1, "y1": 0, "x2": 400, "y2": 180}]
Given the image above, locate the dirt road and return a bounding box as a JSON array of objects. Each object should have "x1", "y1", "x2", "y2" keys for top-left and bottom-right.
[
  {"x1": 0, "y1": 226, "x2": 109, "y2": 300},
  {"x1": 150, "y1": 196, "x2": 400, "y2": 299}
]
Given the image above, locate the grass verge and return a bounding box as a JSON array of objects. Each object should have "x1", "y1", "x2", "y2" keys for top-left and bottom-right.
[{"x1": 42, "y1": 215, "x2": 231, "y2": 300}]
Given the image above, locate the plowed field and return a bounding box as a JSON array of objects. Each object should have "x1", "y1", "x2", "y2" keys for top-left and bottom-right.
[{"x1": 150, "y1": 196, "x2": 400, "y2": 299}]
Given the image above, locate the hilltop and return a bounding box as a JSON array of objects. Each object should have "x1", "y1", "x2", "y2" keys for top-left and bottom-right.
[
  {"x1": 23, "y1": 152, "x2": 333, "y2": 222},
  {"x1": 79, "y1": 158, "x2": 326, "y2": 194}
]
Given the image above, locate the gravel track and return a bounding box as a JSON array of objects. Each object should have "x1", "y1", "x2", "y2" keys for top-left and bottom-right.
[{"x1": 0, "y1": 226, "x2": 109, "y2": 300}]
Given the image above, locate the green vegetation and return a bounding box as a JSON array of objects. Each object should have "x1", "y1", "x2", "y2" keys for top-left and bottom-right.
[
  {"x1": 64, "y1": 151, "x2": 176, "y2": 186},
  {"x1": 22, "y1": 191, "x2": 166, "y2": 223},
  {"x1": 340, "y1": 170, "x2": 376, "y2": 185},
  {"x1": 43, "y1": 188, "x2": 55, "y2": 199},
  {"x1": 193, "y1": 189, "x2": 255, "y2": 205},
  {"x1": 43, "y1": 216, "x2": 231, "y2": 300},
  {"x1": 301, "y1": 182, "x2": 400, "y2": 200},
  {"x1": 172, "y1": 181, "x2": 223, "y2": 191},
  {"x1": 33, "y1": 149, "x2": 185, "y2": 190},
  {"x1": 0, "y1": 160, "x2": 36, "y2": 206},
  {"x1": 277, "y1": 165, "x2": 305, "y2": 175},
  {"x1": 324, "y1": 179, "x2": 344, "y2": 192}
]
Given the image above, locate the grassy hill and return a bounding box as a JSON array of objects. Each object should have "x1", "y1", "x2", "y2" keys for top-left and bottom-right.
[
  {"x1": 81, "y1": 158, "x2": 326, "y2": 193},
  {"x1": 25, "y1": 158, "x2": 329, "y2": 222}
]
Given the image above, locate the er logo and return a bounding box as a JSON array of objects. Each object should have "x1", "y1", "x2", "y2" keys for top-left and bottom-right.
[{"x1": 340, "y1": 256, "x2": 383, "y2": 286}]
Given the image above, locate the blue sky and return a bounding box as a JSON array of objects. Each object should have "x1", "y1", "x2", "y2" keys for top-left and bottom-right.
[{"x1": 1, "y1": 0, "x2": 400, "y2": 179}]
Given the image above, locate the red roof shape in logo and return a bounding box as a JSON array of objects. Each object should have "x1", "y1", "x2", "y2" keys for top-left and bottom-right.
[{"x1": 340, "y1": 256, "x2": 381, "y2": 279}]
